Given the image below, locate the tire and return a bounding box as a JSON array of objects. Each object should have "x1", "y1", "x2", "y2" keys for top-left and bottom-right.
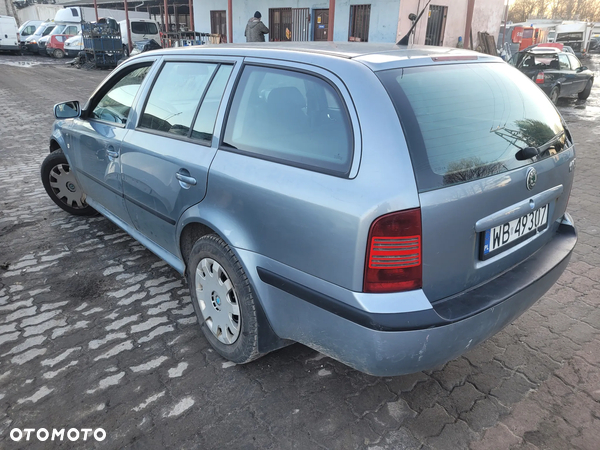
[
  {"x1": 122, "y1": 45, "x2": 129, "y2": 58},
  {"x1": 41, "y1": 150, "x2": 96, "y2": 216},
  {"x1": 187, "y1": 234, "x2": 260, "y2": 364},
  {"x1": 578, "y1": 79, "x2": 593, "y2": 100},
  {"x1": 53, "y1": 48, "x2": 65, "y2": 59},
  {"x1": 549, "y1": 86, "x2": 560, "y2": 105}
]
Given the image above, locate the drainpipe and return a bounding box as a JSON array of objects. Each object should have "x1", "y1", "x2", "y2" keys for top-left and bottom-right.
[
  {"x1": 464, "y1": 0, "x2": 475, "y2": 49},
  {"x1": 227, "y1": 0, "x2": 233, "y2": 43},
  {"x1": 327, "y1": 0, "x2": 335, "y2": 41}
]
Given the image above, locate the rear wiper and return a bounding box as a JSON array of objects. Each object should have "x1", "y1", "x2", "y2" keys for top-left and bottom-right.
[{"x1": 515, "y1": 147, "x2": 539, "y2": 160}]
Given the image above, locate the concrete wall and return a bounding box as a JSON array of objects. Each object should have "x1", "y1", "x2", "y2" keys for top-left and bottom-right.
[
  {"x1": 193, "y1": 0, "x2": 401, "y2": 43},
  {"x1": 15, "y1": 5, "x2": 150, "y2": 26},
  {"x1": 397, "y1": 0, "x2": 504, "y2": 48}
]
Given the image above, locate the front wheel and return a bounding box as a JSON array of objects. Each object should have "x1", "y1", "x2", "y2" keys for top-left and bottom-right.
[
  {"x1": 41, "y1": 150, "x2": 96, "y2": 216},
  {"x1": 187, "y1": 235, "x2": 261, "y2": 364},
  {"x1": 578, "y1": 79, "x2": 593, "y2": 100},
  {"x1": 549, "y1": 86, "x2": 560, "y2": 105}
]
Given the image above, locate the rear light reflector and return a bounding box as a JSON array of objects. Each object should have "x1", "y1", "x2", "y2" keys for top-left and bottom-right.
[
  {"x1": 535, "y1": 72, "x2": 545, "y2": 84},
  {"x1": 364, "y1": 208, "x2": 422, "y2": 293}
]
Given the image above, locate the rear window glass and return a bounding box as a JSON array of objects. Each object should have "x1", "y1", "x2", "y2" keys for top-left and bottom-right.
[
  {"x1": 223, "y1": 65, "x2": 353, "y2": 176},
  {"x1": 131, "y1": 22, "x2": 158, "y2": 35},
  {"x1": 378, "y1": 63, "x2": 566, "y2": 192}
]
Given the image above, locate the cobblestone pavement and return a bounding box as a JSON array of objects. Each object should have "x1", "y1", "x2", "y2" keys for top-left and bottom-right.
[{"x1": 0, "y1": 53, "x2": 599, "y2": 450}]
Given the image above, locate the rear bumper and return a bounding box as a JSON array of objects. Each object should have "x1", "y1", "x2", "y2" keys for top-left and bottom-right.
[{"x1": 253, "y1": 214, "x2": 576, "y2": 376}]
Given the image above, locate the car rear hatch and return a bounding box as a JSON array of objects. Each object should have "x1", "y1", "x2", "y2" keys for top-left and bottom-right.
[{"x1": 377, "y1": 61, "x2": 575, "y2": 304}]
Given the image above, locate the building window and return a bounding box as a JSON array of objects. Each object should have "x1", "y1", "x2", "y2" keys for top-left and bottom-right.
[
  {"x1": 210, "y1": 10, "x2": 227, "y2": 42},
  {"x1": 269, "y1": 8, "x2": 309, "y2": 41},
  {"x1": 348, "y1": 4, "x2": 371, "y2": 42},
  {"x1": 425, "y1": 5, "x2": 448, "y2": 46}
]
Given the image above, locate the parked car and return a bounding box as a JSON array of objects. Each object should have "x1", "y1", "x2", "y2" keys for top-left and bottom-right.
[
  {"x1": 64, "y1": 32, "x2": 83, "y2": 58},
  {"x1": 509, "y1": 46, "x2": 594, "y2": 104},
  {"x1": 18, "y1": 19, "x2": 42, "y2": 46},
  {"x1": 23, "y1": 21, "x2": 55, "y2": 54},
  {"x1": 42, "y1": 43, "x2": 577, "y2": 376},
  {"x1": 0, "y1": 15, "x2": 20, "y2": 54},
  {"x1": 46, "y1": 22, "x2": 80, "y2": 58}
]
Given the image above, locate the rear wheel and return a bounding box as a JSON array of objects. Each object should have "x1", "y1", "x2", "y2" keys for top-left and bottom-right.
[
  {"x1": 41, "y1": 150, "x2": 96, "y2": 216},
  {"x1": 578, "y1": 79, "x2": 593, "y2": 100},
  {"x1": 53, "y1": 48, "x2": 64, "y2": 59},
  {"x1": 549, "y1": 86, "x2": 560, "y2": 105},
  {"x1": 186, "y1": 235, "x2": 260, "y2": 364}
]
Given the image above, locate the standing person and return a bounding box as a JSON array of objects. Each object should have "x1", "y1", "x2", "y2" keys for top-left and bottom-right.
[{"x1": 245, "y1": 11, "x2": 269, "y2": 42}]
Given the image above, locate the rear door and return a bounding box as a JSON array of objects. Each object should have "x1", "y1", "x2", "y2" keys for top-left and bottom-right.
[
  {"x1": 378, "y1": 62, "x2": 575, "y2": 302},
  {"x1": 119, "y1": 56, "x2": 239, "y2": 255}
]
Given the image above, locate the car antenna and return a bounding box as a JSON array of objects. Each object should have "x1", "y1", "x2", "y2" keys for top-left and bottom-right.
[{"x1": 397, "y1": 0, "x2": 432, "y2": 46}]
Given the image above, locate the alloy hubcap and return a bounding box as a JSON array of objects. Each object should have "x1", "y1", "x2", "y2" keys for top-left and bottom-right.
[
  {"x1": 195, "y1": 258, "x2": 240, "y2": 345},
  {"x1": 49, "y1": 164, "x2": 86, "y2": 209}
]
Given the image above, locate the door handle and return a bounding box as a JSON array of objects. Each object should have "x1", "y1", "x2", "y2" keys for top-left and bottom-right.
[
  {"x1": 176, "y1": 171, "x2": 197, "y2": 187},
  {"x1": 106, "y1": 146, "x2": 119, "y2": 160}
]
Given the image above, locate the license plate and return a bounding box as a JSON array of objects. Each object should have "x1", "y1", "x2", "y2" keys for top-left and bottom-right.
[{"x1": 481, "y1": 204, "x2": 549, "y2": 260}]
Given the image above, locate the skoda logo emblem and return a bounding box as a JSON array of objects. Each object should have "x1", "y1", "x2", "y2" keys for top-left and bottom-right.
[{"x1": 526, "y1": 167, "x2": 537, "y2": 190}]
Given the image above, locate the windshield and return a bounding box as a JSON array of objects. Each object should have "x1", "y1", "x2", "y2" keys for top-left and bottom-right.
[
  {"x1": 50, "y1": 24, "x2": 67, "y2": 35},
  {"x1": 557, "y1": 32, "x2": 584, "y2": 41},
  {"x1": 377, "y1": 62, "x2": 567, "y2": 191},
  {"x1": 33, "y1": 24, "x2": 48, "y2": 36}
]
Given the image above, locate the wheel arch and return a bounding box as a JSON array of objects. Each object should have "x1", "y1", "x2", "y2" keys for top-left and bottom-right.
[
  {"x1": 178, "y1": 216, "x2": 290, "y2": 355},
  {"x1": 49, "y1": 138, "x2": 61, "y2": 153}
]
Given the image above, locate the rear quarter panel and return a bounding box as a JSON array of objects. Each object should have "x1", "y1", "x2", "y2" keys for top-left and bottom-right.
[{"x1": 178, "y1": 55, "x2": 421, "y2": 291}]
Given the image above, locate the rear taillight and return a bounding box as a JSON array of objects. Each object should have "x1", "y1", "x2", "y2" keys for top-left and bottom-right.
[
  {"x1": 535, "y1": 72, "x2": 545, "y2": 84},
  {"x1": 363, "y1": 208, "x2": 422, "y2": 293}
]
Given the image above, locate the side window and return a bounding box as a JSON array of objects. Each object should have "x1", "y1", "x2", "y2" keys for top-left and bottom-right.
[
  {"x1": 222, "y1": 65, "x2": 353, "y2": 175},
  {"x1": 42, "y1": 26, "x2": 54, "y2": 36},
  {"x1": 66, "y1": 26, "x2": 78, "y2": 35},
  {"x1": 191, "y1": 65, "x2": 233, "y2": 141},
  {"x1": 131, "y1": 22, "x2": 145, "y2": 34},
  {"x1": 558, "y1": 54, "x2": 570, "y2": 70},
  {"x1": 567, "y1": 54, "x2": 581, "y2": 70},
  {"x1": 139, "y1": 62, "x2": 218, "y2": 136},
  {"x1": 90, "y1": 64, "x2": 152, "y2": 124}
]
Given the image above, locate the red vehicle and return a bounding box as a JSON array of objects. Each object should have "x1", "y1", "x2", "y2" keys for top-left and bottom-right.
[
  {"x1": 45, "y1": 23, "x2": 79, "y2": 58},
  {"x1": 512, "y1": 26, "x2": 547, "y2": 51}
]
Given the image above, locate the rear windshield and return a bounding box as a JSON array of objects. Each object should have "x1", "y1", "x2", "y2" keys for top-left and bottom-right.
[
  {"x1": 131, "y1": 22, "x2": 158, "y2": 35},
  {"x1": 377, "y1": 62, "x2": 567, "y2": 192}
]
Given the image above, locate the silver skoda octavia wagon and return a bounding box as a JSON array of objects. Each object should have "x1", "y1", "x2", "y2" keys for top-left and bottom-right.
[{"x1": 42, "y1": 43, "x2": 577, "y2": 376}]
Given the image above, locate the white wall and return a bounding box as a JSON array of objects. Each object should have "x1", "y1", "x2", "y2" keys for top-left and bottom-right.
[
  {"x1": 397, "y1": 0, "x2": 504, "y2": 48},
  {"x1": 193, "y1": 0, "x2": 401, "y2": 43}
]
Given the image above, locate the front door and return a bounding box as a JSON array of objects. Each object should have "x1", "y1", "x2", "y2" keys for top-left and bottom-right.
[
  {"x1": 68, "y1": 63, "x2": 154, "y2": 224},
  {"x1": 120, "y1": 59, "x2": 237, "y2": 255},
  {"x1": 313, "y1": 9, "x2": 329, "y2": 41}
]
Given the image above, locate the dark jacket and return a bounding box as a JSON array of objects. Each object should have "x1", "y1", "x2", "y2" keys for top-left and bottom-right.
[{"x1": 245, "y1": 18, "x2": 269, "y2": 42}]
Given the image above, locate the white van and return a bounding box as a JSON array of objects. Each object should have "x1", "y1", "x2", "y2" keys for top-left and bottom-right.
[
  {"x1": 18, "y1": 20, "x2": 43, "y2": 45},
  {"x1": 119, "y1": 19, "x2": 160, "y2": 55},
  {"x1": 0, "y1": 15, "x2": 20, "y2": 54}
]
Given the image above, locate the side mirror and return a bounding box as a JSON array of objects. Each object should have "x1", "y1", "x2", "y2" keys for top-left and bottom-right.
[
  {"x1": 54, "y1": 101, "x2": 81, "y2": 119},
  {"x1": 579, "y1": 66, "x2": 588, "y2": 71}
]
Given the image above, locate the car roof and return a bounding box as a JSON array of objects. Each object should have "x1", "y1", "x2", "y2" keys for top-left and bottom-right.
[
  {"x1": 137, "y1": 42, "x2": 501, "y2": 71},
  {"x1": 527, "y1": 46, "x2": 561, "y2": 54}
]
